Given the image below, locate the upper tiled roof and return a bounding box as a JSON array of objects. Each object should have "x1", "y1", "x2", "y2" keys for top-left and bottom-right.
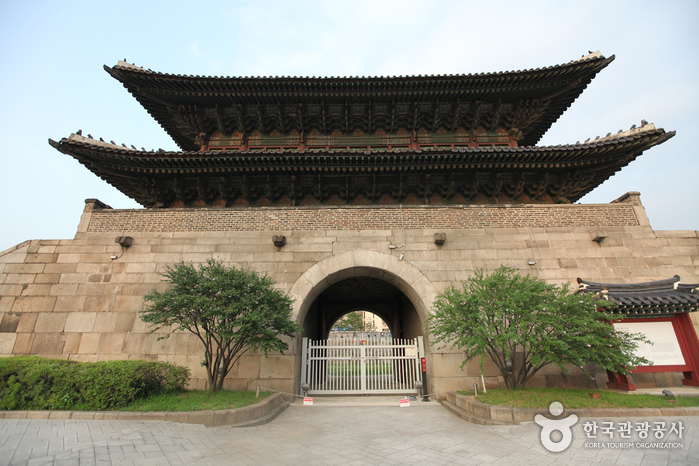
[
  {"x1": 104, "y1": 52, "x2": 614, "y2": 151},
  {"x1": 578, "y1": 275, "x2": 699, "y2": 317}
]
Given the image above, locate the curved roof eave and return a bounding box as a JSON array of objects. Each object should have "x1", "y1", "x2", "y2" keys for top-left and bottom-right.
[
  {"x1": 50, "y1": 125, "x2": 673, "y2": 162},
  {"x1": 103, "y1": 53, "x2": 615, "y2": 151}
]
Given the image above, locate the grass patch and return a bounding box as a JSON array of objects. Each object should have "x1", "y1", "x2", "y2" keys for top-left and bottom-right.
[
  {"x1": 459, "y1": 388, "x2": 699, "y2": 409},
  {"x1": 122, "y1": 389, "x2": 271, "y2": 412}
]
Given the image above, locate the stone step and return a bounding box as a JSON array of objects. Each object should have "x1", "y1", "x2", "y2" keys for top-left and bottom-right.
[
  {"x1": 293, "y1": 395, "x2": 436, "y2": 407},
  {"x1": 440, "y1": 400, "x2": 512, "y2": 425}
]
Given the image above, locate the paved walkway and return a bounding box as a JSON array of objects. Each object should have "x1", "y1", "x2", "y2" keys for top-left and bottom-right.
[{"x1": 0, "y1": 397, "x2": 697, "y2": 465}]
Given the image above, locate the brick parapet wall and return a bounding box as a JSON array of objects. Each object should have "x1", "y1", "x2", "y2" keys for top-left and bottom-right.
[{"x1": 86, "y1": 204, "x2": 640, "y2": 233}]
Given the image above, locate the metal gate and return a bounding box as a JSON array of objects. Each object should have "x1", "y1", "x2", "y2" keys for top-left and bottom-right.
[{"x1": 301, "y1": 335, "x2": 424, "y2": 395}]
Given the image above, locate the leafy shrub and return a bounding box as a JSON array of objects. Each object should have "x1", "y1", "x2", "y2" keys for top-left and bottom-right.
[{"x1": 0, "y1": 357, "x2": 189, "y2": 411}]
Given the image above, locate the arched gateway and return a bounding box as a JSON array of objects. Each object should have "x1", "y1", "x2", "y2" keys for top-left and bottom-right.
[{"x1": 289, "y1": 250, "x2": 438, "y2": 395}]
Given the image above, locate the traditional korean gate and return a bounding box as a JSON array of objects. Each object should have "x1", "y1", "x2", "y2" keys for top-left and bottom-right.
[{"x1": 300, "y1": 335, "x2": 424, "y2": 395}]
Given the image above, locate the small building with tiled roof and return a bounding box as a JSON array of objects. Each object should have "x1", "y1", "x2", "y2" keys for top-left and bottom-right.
[{"x1": 578, "y1": 276, "x2": 699, "y2": 390}]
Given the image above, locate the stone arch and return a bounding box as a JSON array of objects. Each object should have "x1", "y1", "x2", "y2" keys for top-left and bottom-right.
[{"x1": 289, "y1": 250, "x2": 438, "y2": 330}]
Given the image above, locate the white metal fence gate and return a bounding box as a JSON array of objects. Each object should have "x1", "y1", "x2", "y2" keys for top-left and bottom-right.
[{"x1": 301, "y1": 335, "x2": 424, "y2": 395}]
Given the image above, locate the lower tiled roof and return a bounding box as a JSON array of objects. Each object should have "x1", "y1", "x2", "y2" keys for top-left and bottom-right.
[
  {"x1": 578, "y1": 275, "x2": 699, "y2": 317},
  {"x1": 48, "y1": 126, "x2": 674, "y2": 208}
]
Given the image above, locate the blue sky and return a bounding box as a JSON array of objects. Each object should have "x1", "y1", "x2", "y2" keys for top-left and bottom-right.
[{"x1": 1, "y1": 0, "x2": 697, "y2": 251}]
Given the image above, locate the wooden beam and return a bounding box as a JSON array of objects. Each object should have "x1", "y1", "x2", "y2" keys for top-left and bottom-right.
[
  {"x1": 450, "y1": 100, "x2": 461, "y2": 132},
  {"x1": 472, "y1": 102, "x2": 482, "y2": 130},
  {"x1": 412, "y1": 102, "x2": 418, "y2": 133},
  {"x1": 431, "y1": 101, "x2": 440, "y2": 132},
  {"x1": 256, "y1": 103, "x2": 265, "y2": 134},
  {"x1": 489, "y1": 101, "x2": 503, "y2": 131},
  {"x1": 367, "y1": 100, "x2": 372, "y2": 134},
  {"x1": 296, "y1": 103, "x2": 304, "y2": 134},
  {"x1": 237, "y1": 104, "x2": 244, "y2": 133},
  {"x1": 277, "y1": 102, "x2": 285, "y2": 133},
  {"x1": 215, "y1": 104, "x2": 225, "y2": 133}
]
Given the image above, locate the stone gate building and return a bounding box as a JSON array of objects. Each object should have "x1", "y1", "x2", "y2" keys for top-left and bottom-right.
[{"x1": 1, "y1": 52, "x2": 697, "y2": 397}]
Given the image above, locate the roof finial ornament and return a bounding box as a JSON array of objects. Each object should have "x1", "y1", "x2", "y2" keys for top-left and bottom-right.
[
  {"x1": 606, "y1": 133, "x2": 611, "y2": 137},
  {"x1": 630, "y1": 124, "x2": 636, "y2": 130},
  {"x1": 595, "y1": 135, "x2": 599, "y2": 140},
  {"x1": 110, "y1": 140, "x2": 116, "y2": 145},
  {"x1": 100, "y1": 137, "x2": 104, "y2": 142},
  {"x1": 76, "y1": 129, "x2": 82, "y2": 136},
  {"x1": 641, "y1": 119, "x2": 648, "y2": 126},
  {"x1": 584, "y1": 137, "x2": 590, "y2": 143},
  {"x1": 87, "y1": 134, "x2": 93, "y2": 139}
]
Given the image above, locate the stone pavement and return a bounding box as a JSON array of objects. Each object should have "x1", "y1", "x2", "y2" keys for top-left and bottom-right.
[{"x1": 0, "y1": 397, "x2": 697, "y2": 465}]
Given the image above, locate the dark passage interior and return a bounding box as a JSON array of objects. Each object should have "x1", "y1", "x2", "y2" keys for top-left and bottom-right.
[{"x1": 302, "y1": 276, "x2": 423, "y2": 341}]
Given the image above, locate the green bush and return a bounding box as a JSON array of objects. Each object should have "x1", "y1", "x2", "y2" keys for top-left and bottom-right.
[{"x1": 0, "y1": 356, "x2": 190, "y2": 411}]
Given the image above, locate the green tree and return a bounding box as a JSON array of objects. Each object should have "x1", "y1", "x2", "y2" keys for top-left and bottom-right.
[
  {"x1": 335, "y1": 311, "x2": 368, "y2": 332},
  {"x1": 429, "y1": 266, "x2": 650, "y2": 390},
  {"x1": 142, "y1": 259, "x2": 301, "y2": 392}
]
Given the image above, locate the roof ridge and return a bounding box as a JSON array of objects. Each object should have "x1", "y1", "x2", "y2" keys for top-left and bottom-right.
[
  {"x1": 68, "y1": 133, "x2": 139, "y2": 151},
  {"x1": 109, "y1": 53, "x2": 612, "y2": 81},
  {"x1": 578, "y1": 275, "x2": 682, "y2": 290},
  {"x1": 587, "y1": 122, "x2": 659, "y2": 144}
]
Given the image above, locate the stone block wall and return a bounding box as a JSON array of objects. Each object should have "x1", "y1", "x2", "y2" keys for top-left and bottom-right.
[{"x1": 0, "y1": 194, "x2": 697, "y2": 396}]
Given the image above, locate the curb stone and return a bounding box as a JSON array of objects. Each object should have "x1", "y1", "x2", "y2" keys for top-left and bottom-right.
[
  {"x1": 441, "y1": 400, "x2": 511, "y2": 425},
  {"x1": 0, "y1": 392, "x2": 289, "y2": 428},
  {"x1": 444, "y1": 391, "x2": 699, "y2": 425}
]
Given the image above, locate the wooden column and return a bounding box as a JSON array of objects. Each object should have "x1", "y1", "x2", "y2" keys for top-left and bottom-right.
[
  {"x1": 606, "y1": 370, "x2": 636, "y2": 391},
  {"x1": 675, "y1": 313, "x2": 699, "y2": 387}
]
